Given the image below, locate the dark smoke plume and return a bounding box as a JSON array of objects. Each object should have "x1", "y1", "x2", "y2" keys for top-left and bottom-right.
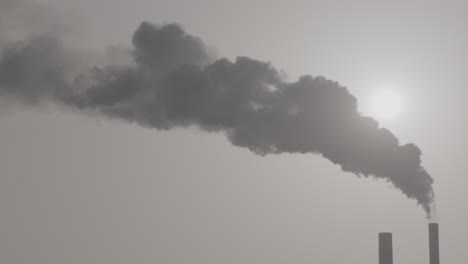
[{"x1": 0, "y1": 20, "x2": 435, "y2": 217}]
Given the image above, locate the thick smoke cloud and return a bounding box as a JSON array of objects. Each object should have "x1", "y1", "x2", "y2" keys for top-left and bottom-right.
[{"x1": 0, "y1": 20, "x2": 435, "y2": 217}]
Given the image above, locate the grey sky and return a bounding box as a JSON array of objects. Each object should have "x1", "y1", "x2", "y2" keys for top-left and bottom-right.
[{"x1": 0, "y1": 0, "x2": 467, "y2": 264}]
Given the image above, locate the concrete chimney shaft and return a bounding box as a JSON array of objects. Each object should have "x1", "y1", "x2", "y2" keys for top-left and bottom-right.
[
  {"x1": 379, "y1": 232, "x2": 393, "y2": 264},
  {"x1": 429, "y1": 223, "x2": 439, "y2": 264}
]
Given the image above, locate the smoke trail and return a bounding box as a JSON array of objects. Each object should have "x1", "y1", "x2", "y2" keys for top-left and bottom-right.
[{"x1": 0, "y1": 20, "x2": 435, "y2": 217}]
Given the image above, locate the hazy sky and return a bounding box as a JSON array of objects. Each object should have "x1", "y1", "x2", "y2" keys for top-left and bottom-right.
[{"x1": 1, "y1": 0, "x2": 467, "y2": 263}]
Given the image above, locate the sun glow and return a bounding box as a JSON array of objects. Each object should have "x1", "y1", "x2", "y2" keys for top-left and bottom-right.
[{"x1": 371, "y1": 90, "x2": 403, "y2": 120}]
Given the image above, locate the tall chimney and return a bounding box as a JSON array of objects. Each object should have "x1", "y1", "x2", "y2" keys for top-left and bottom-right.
[
  {"x1": 379, "y1": 232, "x2": 393, "y2": 264},
  {"x1": 429, "y1": 223, "x2": 439, "y2": 264}
]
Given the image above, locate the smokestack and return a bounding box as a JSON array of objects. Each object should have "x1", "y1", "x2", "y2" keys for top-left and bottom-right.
[
  {"x1": 429, "y1": 223, "x2": 439, "y2": 264},
  {"x1": 379, "y1": 232, "x2": 393, "y2": 264}
]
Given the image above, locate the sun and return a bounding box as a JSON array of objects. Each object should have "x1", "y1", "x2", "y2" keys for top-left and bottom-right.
[{"x1": 371, "y1": 90, "x2": 403, "y2": 120}]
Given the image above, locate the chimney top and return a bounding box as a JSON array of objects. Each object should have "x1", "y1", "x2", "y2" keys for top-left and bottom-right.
[{"x1": 379, "y1": 232, "x2": 392, "y2": 236}]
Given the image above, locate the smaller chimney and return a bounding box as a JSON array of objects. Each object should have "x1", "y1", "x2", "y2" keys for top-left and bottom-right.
[
  {"x1": 429, "y1": 223, "x2": 439, "y2": 264},
  {"x1": 379, "y1": 232, "x2": 393, "y2": 264}
]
